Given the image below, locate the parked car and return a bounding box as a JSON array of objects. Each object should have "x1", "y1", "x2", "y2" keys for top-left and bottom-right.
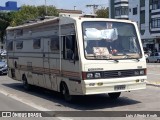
[
  {"x1": 146, "y1": 52, "x2": 160, "y2": 63},
  {"x1": 0, "y1": 60, "x2": 7, "y2": 75},
  {"x1": 1, "y1": 50, "x2": 7, "y2": 57},
  {"x1": 144, "y1": 51, "x2": 149, "y2": 59}
]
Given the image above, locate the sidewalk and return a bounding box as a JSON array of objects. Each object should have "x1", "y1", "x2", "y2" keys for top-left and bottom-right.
[{"x1": 147, "y1": 64, "x2": 160, "y2": 87}]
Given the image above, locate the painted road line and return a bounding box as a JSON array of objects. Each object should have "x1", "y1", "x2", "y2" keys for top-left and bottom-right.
[{"x1": 0, "y1": 89, "x2": 73, "y2": 120}]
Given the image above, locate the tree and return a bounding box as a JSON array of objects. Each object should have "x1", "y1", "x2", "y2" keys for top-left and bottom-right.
[
  {"x1": 96, "y1": 8, "x2": 109, "y2": 18},
  {"x1": 37, "y1": 5, "x2": 59, "y2": 17},
  {"x1": 0, "y1": 12, "x2": 14, "y2": 43},
  {"x1": 0, "y1": 5, "x2": 59, "y2": 43},
  {"x1": 11, "y1": 5, "x2": 59, "y2": 26}
]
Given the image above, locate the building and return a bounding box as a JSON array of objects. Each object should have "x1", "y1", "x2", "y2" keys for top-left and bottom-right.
[
  {"x1": 110, "y1": 0, "x2": 160, "y2": 52},
  {"x1": 110, "y1": 0, "x2": 129, "y2": 20},
  {"x1": 58, "y1": 9, "x2": 82, "y2": 17},
  {"x1": 0, "y1": 1, "x2": 19, "y2": 12}
]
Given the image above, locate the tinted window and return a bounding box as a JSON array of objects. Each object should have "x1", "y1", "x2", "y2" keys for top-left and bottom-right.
[
  {"x1": 155, "y1": 53, "x2": 159, "y2": 56},
  {"x1": 63, "y1": 35, "x2": 78, "y2": 60},
  {"x1": 16, "y1": 41, "x2": 23, "y2": 49},
  {"x1": 133, "y1": 7, "x2": 137, "y2": 15},
  {"x1": 7, "y1": 41, "x2": 13, "y2": 51},
  {"x1": 33, "y1": 39, "x2": 41, "y2": 49},
  {"x1": 16, "y1": 29, "x2": 23, "y2": 36},
  {"x1": 50, "y1": 36, "x2": 59, "y2": 50}
]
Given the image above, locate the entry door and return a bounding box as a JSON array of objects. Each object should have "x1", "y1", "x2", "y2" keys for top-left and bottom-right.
[
  {"x1": 43, "y1": 38, "x2": 52, "y2": 89},
  {"x1": 61, "y1": 35, "x2": 82, "y2": 92},
  {"x1": 43, "y1": 38, "x2": 57, "y2": 90}
]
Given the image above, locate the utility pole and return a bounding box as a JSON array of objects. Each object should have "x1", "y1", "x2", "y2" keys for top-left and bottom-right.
[
  {"x1": 86, "y1": 4, "x2": 99, "y2": 14},
  {"x1": 45, "y1": 0, "x2": 47, "y2": 15}
]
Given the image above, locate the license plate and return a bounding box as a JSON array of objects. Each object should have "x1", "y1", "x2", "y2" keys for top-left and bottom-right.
[{"x1": 114, "y1": 85, "x2": 126, "y2": 91}]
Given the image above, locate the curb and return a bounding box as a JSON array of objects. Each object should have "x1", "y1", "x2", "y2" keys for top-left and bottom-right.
[
  {"x1": 146, "y1": 80, "x2": 160, "y2": 87},
  {"x1": 146, "y1": 83, "x2": 160, "y2": 87}
]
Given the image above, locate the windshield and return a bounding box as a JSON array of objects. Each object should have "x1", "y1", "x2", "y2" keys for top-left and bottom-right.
[{"x1": 82, "y1": 21, "x2": 142, "y2": 60}]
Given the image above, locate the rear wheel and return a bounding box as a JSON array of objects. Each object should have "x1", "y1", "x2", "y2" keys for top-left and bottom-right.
[
  {"x1": 108, "y1": 92, "x2": 121, "y2": 99},
  {"x1": 22, "y1": 75, "x2": 31, "y2": 90},
  {"x1": 60, "y1": 83, "x2": 73, "y2": 102}
]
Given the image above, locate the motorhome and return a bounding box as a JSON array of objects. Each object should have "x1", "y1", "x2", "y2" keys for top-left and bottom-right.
[{"x1": 6, "y1": 16, "x2": 147, "y2": 101}]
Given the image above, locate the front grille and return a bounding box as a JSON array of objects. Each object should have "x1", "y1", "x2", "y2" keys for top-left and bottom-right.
[{"x1": 103, "y1": 69, "x2": 143, "y2": 78}]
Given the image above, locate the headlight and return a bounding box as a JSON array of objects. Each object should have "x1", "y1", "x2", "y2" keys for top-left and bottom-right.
[
  {"x1": 140, "y1": 70, "x2": 145, "y2": 75},
  {"x1": 87, "y1": 73, "x2": 94, "y2": 79},
  {"x1": 94, "y1": 73, "x2": 101, "y2": 78}
]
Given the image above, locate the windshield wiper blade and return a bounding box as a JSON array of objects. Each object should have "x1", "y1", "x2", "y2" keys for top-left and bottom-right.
[{"x1": 124, "y1": 54, "x2": 140, "y2": 62}]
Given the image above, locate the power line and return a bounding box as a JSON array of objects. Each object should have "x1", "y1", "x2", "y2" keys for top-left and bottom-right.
[{"x1": 45, "y1": 0, "x2": 47, "y2": 15}]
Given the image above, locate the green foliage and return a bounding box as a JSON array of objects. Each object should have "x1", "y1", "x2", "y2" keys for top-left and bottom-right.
[
  {"x1": 11, "y1": 5, "x2": 59, "y2": 26},
  {"x1": 96, "y1": 8, "x2": 109, "y2": 18},
  {"x1": 37, "y1": 5, "x2": 59, "y2": 17},
  {"x1": 0, "y1": 19, "x2": 8, "y2": 42},
  {"x1": 0, "y1": 12, "x2": 14, "y2": 42},
  {"x1": 0, "y1": 5, "x2": 58, "y2": 42}
]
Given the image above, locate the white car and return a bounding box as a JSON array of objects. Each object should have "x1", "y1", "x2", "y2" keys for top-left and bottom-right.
[
  {"x1": 146, "y1": 52, "x2": 160, "y2": 63},
  {"x1": 0, "y1": 60, "x2": 7, "y2": 75},
  {"x1": 1, "y1": 51, "x2": 6, "y2": 57}
]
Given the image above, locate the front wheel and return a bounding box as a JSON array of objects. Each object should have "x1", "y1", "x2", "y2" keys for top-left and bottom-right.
[{"x1": 108, "y1": 92, "x2": 121, "y2": 99}]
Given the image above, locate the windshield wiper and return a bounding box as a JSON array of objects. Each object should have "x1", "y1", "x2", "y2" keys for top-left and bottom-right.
[{"x1": 123, "y1": 54, "x2": 140, "y2": 62}]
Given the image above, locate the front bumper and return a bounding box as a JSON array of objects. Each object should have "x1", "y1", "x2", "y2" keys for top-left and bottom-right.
[
  {"x1": 82, "y1": 76, "x2": 147, "y2": 95},
  {"x1": 0, "y1": 68, "x2": 8, "y2": 75}
]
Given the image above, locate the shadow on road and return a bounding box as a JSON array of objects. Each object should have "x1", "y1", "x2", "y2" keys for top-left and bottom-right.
[{"x1": 2, "y1": 83, "x2": 141, "y2": 110}]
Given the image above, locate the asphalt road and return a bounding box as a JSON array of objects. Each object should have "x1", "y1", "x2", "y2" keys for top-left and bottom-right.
[
  {"x1": 0, "y1": 63, "x2": 159, "y2": 120},
  {"x1": 147, "y1": 63, "x2": 160, "y2": 84}
]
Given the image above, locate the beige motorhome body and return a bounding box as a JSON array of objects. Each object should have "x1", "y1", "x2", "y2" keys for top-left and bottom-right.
[{"x1": 7, "y1": 17, "x2": 147, "y2": 100}]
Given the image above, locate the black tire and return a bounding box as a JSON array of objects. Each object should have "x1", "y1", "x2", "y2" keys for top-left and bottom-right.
[
  {"x1": 146, "y1": 59, "x2": 149, "y2": 63},
  {"x1": 61, "y1": 83, "x2": 73, "y2": 102},
  {"x1": 22, "y1": 75, "x2": 31, "y2": 90},
  {"x1": 108, "y1": 92, "x2": 121, "y2": 99}
]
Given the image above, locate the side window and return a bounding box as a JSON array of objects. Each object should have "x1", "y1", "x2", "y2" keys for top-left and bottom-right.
[
  {"x1": 16, "y1": 41, "x2": 23, "y2": 49},
  {"x1": 50, "y1": 36, "x2": 59, "y2": 51},
  {"x1": 63, "y1": 35, "x2": 79, "y2": 60},
  {"x1": 150, "y1": 53, "x2": 154, "y2": 56},
  {"x1": 7, "y1": 41, "x2": 13, "y2": 51},
  {"x1": 133, "y1": 7, "x2": 137, "y2": 15},
  {"x1": 66, "y1": 36, "x2": 74, "y2": 51},
  {"x1": 155, "y1": 53, "x2": 158, "y2": 56},
  {"x1": 16, "y1": 29, "x2": 23, "y2": 36},
  {"x1": 33, "y1": 39, "x2": 41, "y2": 49}
]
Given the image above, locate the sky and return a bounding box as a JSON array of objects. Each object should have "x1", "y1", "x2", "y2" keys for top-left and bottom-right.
[{"x1": 0, "y1": 0, "x2": 109, "y2": 14}]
